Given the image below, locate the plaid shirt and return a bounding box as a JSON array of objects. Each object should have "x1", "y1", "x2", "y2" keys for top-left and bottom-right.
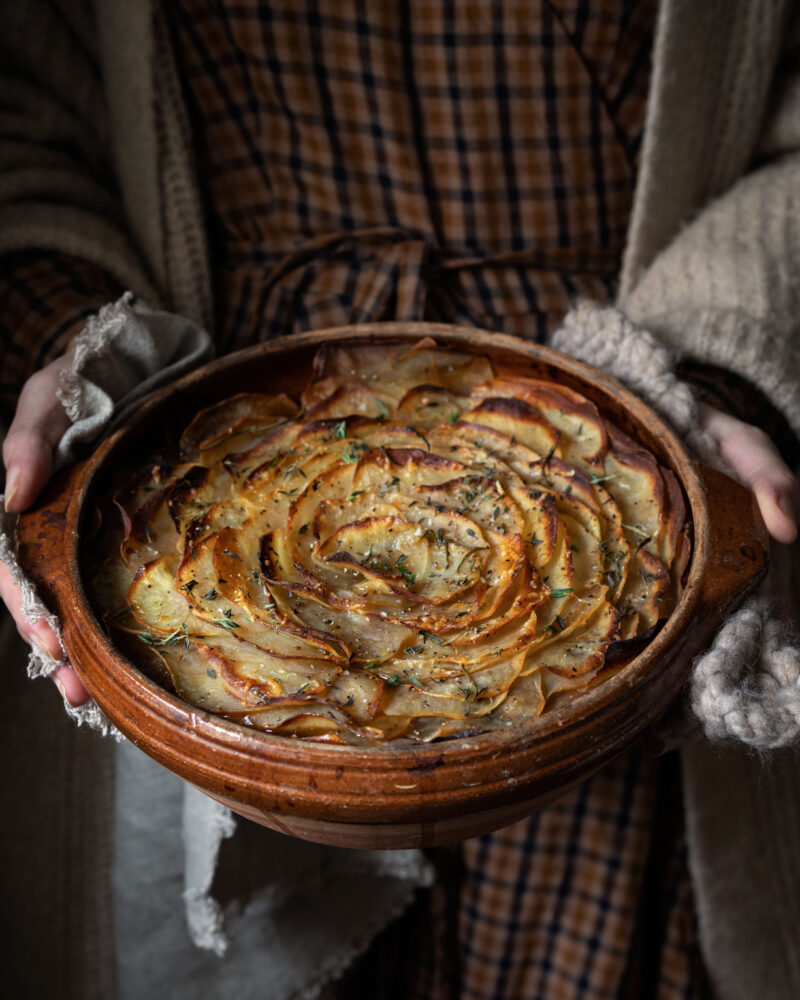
[
  {"x1": 341, "y1": 748, "x2": 703, "y2": 1000},
  {"x1": 168, "y1": 0, "x2": 652, "y2": 354},
  {"x1": 0, "y1": 2, "x2": 706, "y2": 996},
  {"x1": 0, "y1": 1, "x2": 650, "y2": 385}
]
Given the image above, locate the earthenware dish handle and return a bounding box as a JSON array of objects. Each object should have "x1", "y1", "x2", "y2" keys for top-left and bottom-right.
[{"x1": 8, "y1": 321, "x2": 773, "y2": 850}]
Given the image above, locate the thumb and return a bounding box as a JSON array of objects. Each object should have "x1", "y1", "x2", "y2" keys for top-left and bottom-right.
[{"x1": 3, "y1": 362, "x2": 71, "y2": 512}]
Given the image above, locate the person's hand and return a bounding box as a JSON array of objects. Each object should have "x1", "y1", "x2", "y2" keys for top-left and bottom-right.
[
  {"x1": 699, "y1": 403, "x2": 799, "y2": 544},
  {"x1": 1, "y1": 353, "x2": 90, "y2": 707},
  {"x1": 644, "y1": 403, "x2": 798, "y2": 757}
]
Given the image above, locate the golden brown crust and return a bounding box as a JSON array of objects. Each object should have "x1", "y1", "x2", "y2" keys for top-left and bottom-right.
[{"x1": 90, "y1": 341, "x2": 688, "y2": 744}]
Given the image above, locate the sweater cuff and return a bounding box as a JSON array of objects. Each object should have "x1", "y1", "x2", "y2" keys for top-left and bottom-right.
[{"x1": 550, "y1": 300, "x2": 721, "y2": 467}]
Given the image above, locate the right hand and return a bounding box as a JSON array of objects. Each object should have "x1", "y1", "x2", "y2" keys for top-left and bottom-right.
[
  {"x1": 1, "y1": 353, "x2": 90, "y2": 706},
  {"x1": 699, "y1": 403, "x2": 799, "y2": 544}
]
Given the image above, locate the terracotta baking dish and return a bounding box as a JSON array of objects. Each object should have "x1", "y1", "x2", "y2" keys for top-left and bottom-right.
[{"x1": 16, "y1": 323, "x2": 768, "y2": 849}]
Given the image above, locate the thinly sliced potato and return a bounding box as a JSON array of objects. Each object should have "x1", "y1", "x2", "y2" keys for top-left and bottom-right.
[
  {"x1": 91, "y1": 341, "x2": 688, "y2": 744},
  {"x1": 180, "y1": 392, "x2": 300, "y2": 456}
]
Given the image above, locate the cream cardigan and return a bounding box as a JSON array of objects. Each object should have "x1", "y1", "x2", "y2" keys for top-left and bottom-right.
[{"x1": 2, "y1": 1, "x2": 800, "y2": 997}]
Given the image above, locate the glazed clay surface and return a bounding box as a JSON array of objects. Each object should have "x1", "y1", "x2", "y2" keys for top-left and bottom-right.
[{"x1": 16, "y1": 324, "x2": 768, "y2": 847}]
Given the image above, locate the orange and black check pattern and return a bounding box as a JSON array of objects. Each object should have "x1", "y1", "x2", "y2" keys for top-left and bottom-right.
[
  {"x1": 167, "y1": 0, "x2": 654, "y2": 352},
  {"x1": 447, "y1": 750, "x2": 704, "y2": 1000},
  {"x1": 0, "y1": 1, "x2": 652, "y2": 392},
  {"x1": 340, "y1": 750, "x2": 704, "y2": 1000},
  {"x1": 0, "y1": 3, "x2": 707, "y2": 995}
]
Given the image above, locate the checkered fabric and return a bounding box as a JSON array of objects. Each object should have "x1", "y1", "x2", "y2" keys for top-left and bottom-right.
[
  {"x1": 0, "y1": 1, "x2": 653, "y2": 391},
  {"x1": 446, "y1": 750, "x2": 704, "y2": 1000},
  {"x1": 0, "y1": 2, "x2": 707, "y2": 996},
  {"x1": 166, "y1": 0, "x2": 653, "y2": 353},
  {"x1": 339, "y1": 749, "x2": 704, "y2": 1000}
]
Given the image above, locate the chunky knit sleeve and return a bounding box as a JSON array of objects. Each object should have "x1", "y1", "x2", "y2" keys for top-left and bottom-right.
[
  {"x1": 619, "y1": 15, "x2": 800, "y2": 444},
  {"x1": 620, "y1": 156, "x2": 800, "y2": 444}
]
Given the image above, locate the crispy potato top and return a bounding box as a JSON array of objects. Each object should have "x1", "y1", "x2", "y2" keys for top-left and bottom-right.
[{"x1": 90, "y1": 340, "x2": 689, "y2": 744}]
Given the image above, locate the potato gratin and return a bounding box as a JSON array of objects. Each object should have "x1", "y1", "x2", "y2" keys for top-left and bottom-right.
[{"x1": 90, "y1": 340, "x2": 689, "y2": 744}]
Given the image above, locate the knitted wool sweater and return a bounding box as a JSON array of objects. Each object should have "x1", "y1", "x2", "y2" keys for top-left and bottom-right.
[{"x1": 2, "y1": 1, "x2": 800, "y2": 999}]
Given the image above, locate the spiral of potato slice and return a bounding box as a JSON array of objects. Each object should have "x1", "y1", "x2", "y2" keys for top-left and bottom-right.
[{"x1": 90, "y1": 340, "x2": 689, "y2": 744}]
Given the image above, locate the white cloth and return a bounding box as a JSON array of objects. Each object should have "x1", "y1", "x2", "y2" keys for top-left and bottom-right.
[
  {"x1": 0, "y1": 292, "x2": 213, "y2": 731},
  {"x1": 114, "y1": 740, "x2": 432, "y2": 1000},
  {"x1": 0, "y1": 295, "x2": 434, "y2": 997}
]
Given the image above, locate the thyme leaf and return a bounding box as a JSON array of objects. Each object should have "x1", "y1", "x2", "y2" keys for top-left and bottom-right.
[{"x1": 456, "y1": 546, "x2": 489, "y2": 573}]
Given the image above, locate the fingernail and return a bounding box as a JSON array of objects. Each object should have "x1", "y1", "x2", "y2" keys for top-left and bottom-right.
[
  {"x1": 4, "y1": 467, "x2": 19, "y2": 510},
  {"x1": 55, "y1": 676, "x2": 78, "y2": 709},
  {"x1": 31, "y1": 626, "x2": 62, "y2": 661},
  {"x1": 34, "y1": 640, "x2": 59, "y2": 662}
]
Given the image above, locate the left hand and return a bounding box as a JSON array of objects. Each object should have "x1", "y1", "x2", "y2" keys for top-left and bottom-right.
[
  {"x1": 699, "y1": 403, "x2": 799, "y2": 544},
  {"x1": 2, "y1": 349, "x2": 88, "y2": 707}
]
